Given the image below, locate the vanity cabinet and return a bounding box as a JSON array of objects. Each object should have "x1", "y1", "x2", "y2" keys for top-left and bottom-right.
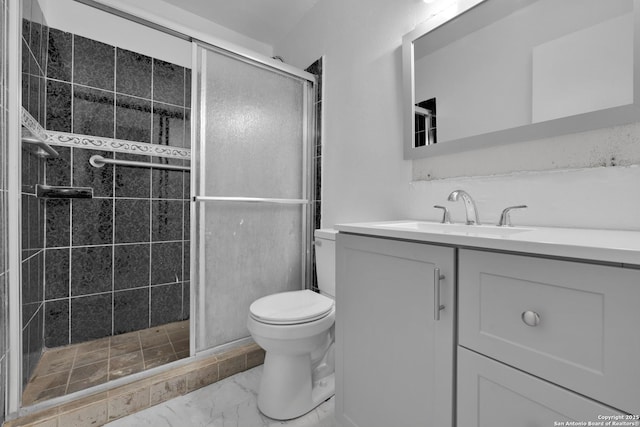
[
  {"x1": 335, "y1": 233, "x2": 456, "y2": 427},
  {"x1": 335, "y1": 229, "x2": 640, "y2": 426},
  {"x1": 458, "y1": 249, "x2": 640, "y2": 416}
]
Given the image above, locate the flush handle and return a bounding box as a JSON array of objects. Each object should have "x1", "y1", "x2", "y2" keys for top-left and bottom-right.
[
  {"x1": 521, "y1": 310, "x2": 541, "y2": 327},
  {"x1": 434, "y1": 268, "x2": 445, "y2": 321}
]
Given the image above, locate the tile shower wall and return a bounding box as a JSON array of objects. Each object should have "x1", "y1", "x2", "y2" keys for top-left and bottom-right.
[
  {"x1": 1, "y1": 0, "x2": 9, "y2": 421},
  {"x1": 43, "y1": 27, "x2": 191, "y2": 346},
  {"x1": 45, "y1": 30, "x2": 191, "y2": 147},
  {"x1": 305, "y1": 57, "x2": 323, "y2": 290},
  {"x1": 21, "y1": 0, "x2": 47, "y2": 387},
  {"x1": 21, "y1": 0, "x2": 45, "y2": 125}
]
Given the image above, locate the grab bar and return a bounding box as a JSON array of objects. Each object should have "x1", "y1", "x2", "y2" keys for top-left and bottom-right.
[
  {"x1": 90, "y1": 155, "x2": 190, "y2": 171},
  {"x1": 193, "y1": 196, "x2": 309, "y2": 205},
  {"x1": 22, "y1": 128, "x2": 59, "y2": 158}
]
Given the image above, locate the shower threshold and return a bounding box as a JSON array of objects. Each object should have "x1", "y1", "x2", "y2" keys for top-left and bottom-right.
[{"x1": 23, "y1": 320, "x2": 189, "y2": 406}]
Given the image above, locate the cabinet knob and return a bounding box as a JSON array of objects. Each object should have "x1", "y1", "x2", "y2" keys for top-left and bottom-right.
[{"x1": 521, "y1": 310, "x2": 541, "y2": 327}]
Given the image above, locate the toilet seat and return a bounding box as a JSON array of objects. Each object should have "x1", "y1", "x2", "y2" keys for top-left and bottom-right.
[{"x1": 249, "y1": 290, "x2": 334, "y2": 325}]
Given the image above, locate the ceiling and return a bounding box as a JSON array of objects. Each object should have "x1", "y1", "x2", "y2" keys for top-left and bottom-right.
[{"x1": 161, "y1": 0, "x2": 321, "y2": 46}]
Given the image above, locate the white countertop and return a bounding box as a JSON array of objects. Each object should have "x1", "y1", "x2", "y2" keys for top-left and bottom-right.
[{"x1": 335, "y1": 220, "x2": 640, "y2": 265}]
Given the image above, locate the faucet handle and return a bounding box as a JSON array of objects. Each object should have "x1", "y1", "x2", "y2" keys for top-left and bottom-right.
[
  {"x1": 433, "y1": 205, "x2": 452, "y2": 224},
  {"x1": 498, "y1": 205, "x2": 527, "y2": 227}
]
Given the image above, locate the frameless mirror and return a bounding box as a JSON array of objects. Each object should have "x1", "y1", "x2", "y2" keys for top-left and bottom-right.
[{"x1": 403, "y1": 0, "x2": 640, "y2": 159}]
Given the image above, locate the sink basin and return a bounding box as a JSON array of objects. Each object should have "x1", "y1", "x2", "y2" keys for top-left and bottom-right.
[{"x1": 374, "y1": 221, "x2": 532, "y2": 237}]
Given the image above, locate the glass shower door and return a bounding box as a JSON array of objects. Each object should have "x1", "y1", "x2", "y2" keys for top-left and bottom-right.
[{"x1": 192, "y1": 43, "x2": 315, "y2": 352}]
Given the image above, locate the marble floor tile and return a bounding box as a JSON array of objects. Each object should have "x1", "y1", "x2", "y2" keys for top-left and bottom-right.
[{"x1": 105, "y1": 366, "x2": 335, "y2": 427}]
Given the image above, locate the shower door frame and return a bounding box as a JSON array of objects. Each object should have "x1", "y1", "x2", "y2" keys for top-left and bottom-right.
[
  {"x1": 4, "y1": 0, "x2": 317, "y2": 417},
  {"x1": 190, "y1": 40, "x2": 317, "y2": 356},
  {"x1": 6, "y1": 0, "x2": 24, "y2": 415}
]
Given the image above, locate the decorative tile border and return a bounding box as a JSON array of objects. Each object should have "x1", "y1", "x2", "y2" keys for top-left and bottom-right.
[
  {"x1": 5, "y1": 343, "x2": 265, "y2": 427},
  {"x1": 21, "y1": 108, "x2": 191, "y2": 161},
  {"x1": 44, "y1": 132, "x2": 191, "y2": 160},
  {"x1": 20, "y1": 108, "x2": 48, "y2": 142}
]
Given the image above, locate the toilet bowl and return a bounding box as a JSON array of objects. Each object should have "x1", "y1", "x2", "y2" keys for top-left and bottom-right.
[{"x1": 247, "y1": 229, "x2": 337, "y2": 420}]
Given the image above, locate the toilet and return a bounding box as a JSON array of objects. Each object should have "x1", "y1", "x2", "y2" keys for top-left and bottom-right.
[{"x1": 247, "y1": 229, "x2": 337, "y2": 420}]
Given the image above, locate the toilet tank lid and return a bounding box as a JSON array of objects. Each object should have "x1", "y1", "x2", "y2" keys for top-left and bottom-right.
[{"x1": 314, "y1": 228, "x2": 337, "y2": 240}]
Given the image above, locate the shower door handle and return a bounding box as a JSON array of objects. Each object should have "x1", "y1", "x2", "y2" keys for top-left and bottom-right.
[{"x1": 434, "y1": 268, "x2": 445, "y2": 321}]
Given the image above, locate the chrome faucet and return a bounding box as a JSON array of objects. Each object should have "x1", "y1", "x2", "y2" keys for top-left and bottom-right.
[
  {"x1": 433, "y1": 205, "x2": 451, "y2": 224},
  {"x1": 447, "y1": 190, "x2": 480, "y2": 225},
  {"x1": 498, "y1": 205, "x2": 527, "y2": 227}
]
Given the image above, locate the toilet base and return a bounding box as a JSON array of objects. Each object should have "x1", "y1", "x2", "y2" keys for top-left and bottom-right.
[{"x1": 257, "y1": 352, "x2": 335, "y2": 420}]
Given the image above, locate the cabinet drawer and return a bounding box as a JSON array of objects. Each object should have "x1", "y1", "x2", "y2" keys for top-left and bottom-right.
[
  {"x1": 458, "y1": 347, "x2": 624, "y2": 427},
  {"x1": 459, "y1": 249, "x2": 640, "y2": 414}
]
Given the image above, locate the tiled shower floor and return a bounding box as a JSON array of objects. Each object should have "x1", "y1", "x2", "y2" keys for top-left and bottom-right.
[{"x1": 22, "y1": 320, "x2": 189, "y2": 406}]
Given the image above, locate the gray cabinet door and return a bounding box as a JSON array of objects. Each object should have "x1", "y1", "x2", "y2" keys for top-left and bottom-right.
[
  {"x1": 335, "y1": 233, "x2": 455, "y2": 427},
  {"x1": 457, "y1": 347, "x2": 624, "y2": 426}
]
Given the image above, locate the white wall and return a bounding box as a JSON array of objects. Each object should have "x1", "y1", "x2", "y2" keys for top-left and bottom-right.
[
  {"x1": 274, "y1": 0, "x2": 457, "y2": 226},
  {"x1": 407, "y1": 166, "x2": 640, "y2": 231},
  {"x1": 276, "y1": 0, "x2": 640, "y2": 231},
  {"x1": 38, "y1": 0, "x2": 274, "y2": 68}
]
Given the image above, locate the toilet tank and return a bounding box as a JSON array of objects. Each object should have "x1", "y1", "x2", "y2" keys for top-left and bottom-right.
[{"x1": 314, "y1": 229, "x2": 337, "y2": 298}]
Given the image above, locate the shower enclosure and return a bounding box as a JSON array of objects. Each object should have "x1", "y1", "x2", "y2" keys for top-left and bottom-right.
[
  {"x1": 5, "y1": 0, "x2": 317, "y2": 416},
  {"x1": 191, "y1": 42, "x2": 316, "y2": 353}
]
